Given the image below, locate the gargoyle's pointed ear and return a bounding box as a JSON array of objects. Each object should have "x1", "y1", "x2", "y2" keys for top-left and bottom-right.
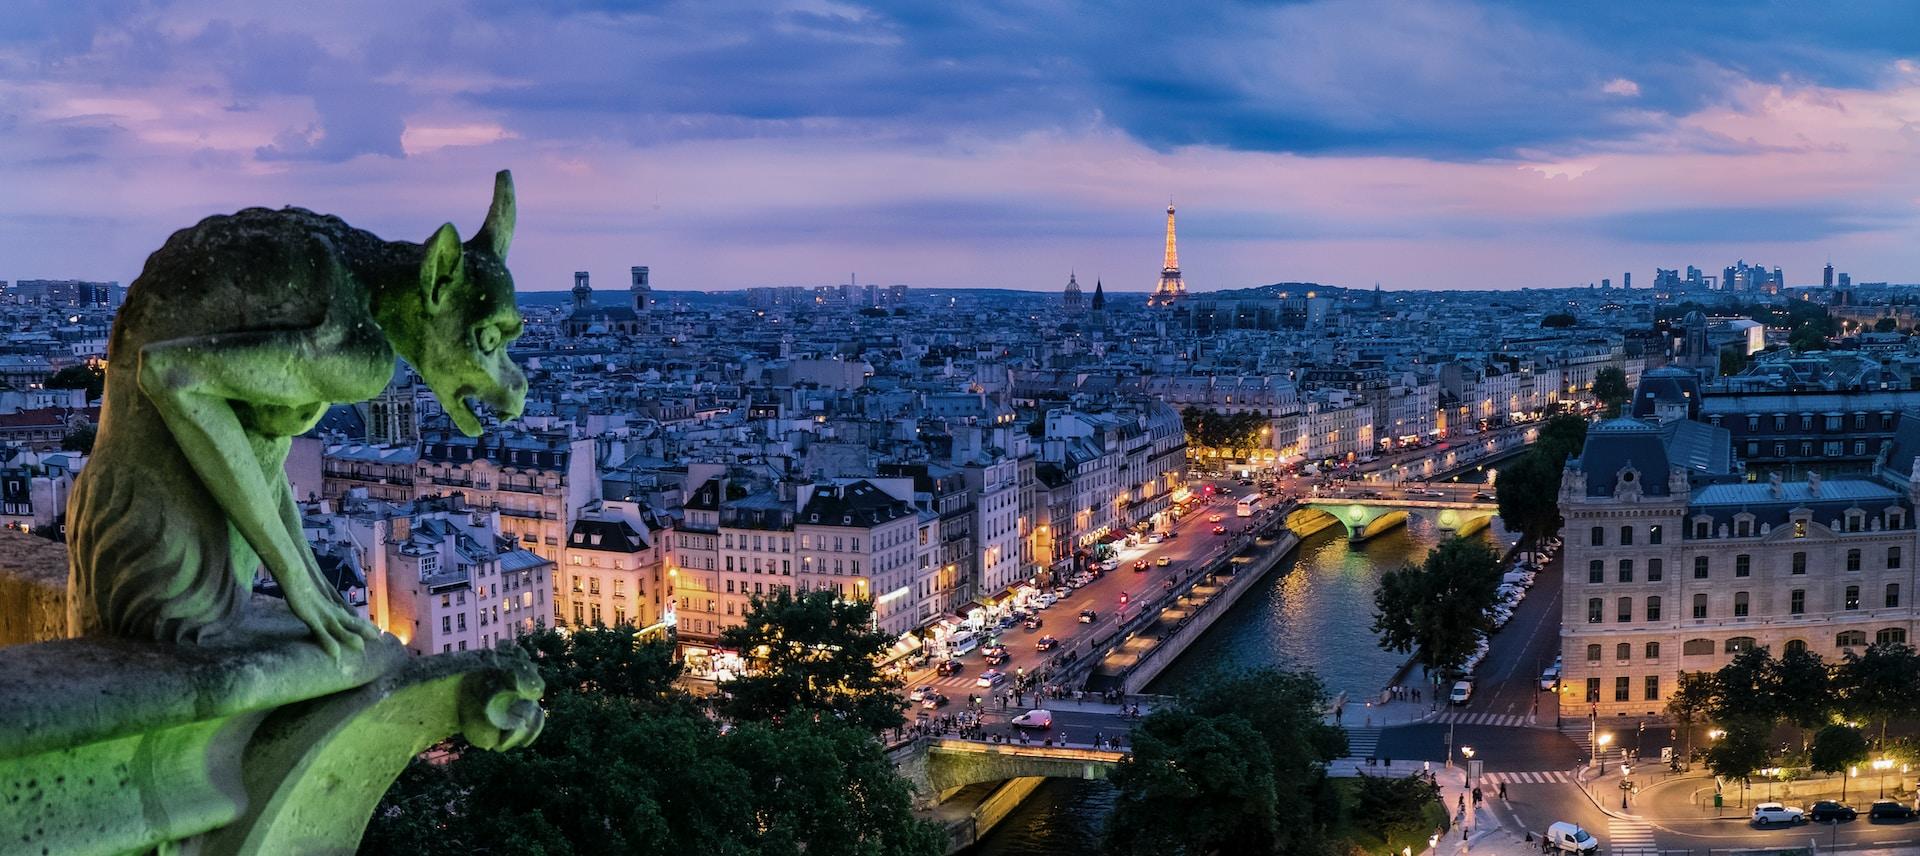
[
  {"x1": 473, "y1": 169, "x2": 514, "y2": 260},
  {"x1": 423, "y1": 222, "x2": 464, "y2": 310}
]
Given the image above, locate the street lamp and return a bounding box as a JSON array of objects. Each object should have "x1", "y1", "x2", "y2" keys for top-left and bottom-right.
[
  {"x1": 1876, "y1": 758, "x2": 1895, "y2": 798},
  {"x1": 1463, "y1": 746, "x2": 1475, "y2": 788}
]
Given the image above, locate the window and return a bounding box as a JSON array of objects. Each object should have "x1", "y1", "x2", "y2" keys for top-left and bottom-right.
[
  {"x1": 1694, "y1": 521, "x2": 1710, "y2": 539},
  {"x1": 1792, "y1": 552, "x2": 1807, "y2": 574},
  {"x1": 1646, "y1": 675, "x2": 1660, "y2": 701},
  {"x1": 1889, "y1": 583, "x2": 1901, "y2": 609},
  {"x1": 1587, "y1": 643, "x2": 1602, "y2": 662},
  {"x1": 457, "y1": 613, "x2": 467, "y2": 631},
  {"x1": 440, "y1": 616, "x2": 450, "y2": 633},
  {"x1": 1618, "y1": 597, "x2": 1633, "y2": 622},
  {"x1": 1892, "y1": 547, "x2": 1904, "y2": 569},
  {"x1": 1684, "y1": 638, "x2": 1715, "y2": 656},
  {"x1": 1726, "y1": 636, "x2": 1757, "y2": 654},
  {"x1": 1803, "y1": 414, "x2": 1815, "y2": 431},
  {"x1": 1620, "y1": 526, "x2": 1634, "y2": 546},
  {"x1": 1616, "y1": 642, "x2": 1631, "y2": 661},
  {"x1": 1649, "y1": 525, "x2": 1662, "y2": 545},
  {"x1": 1586, "y1": 677, "x2": 1600, "y2": 703},
  {"x1": 1693, "y1": 593, "x2": 1708, "y2": 618},
  {"x1": 1615, "y1": 676, "x2": 1631, "y2": 702},
  {"x1": 1790, "y1": 589, "x2": 1805, "y2": 615},
  {"x1": 1878, "y1": 628, "x2": 1908, "y2": 646},
  {"x1": 1734, "y1": 591, "x2": 1749, "y2": 617},
  {"x1": 1618, "y1": 560, "x2": 1634, "y2": 583},
  {"x1": 1645, "y1": 641, "x2": 1661, "y2": 659},
  {"x1": 1838, "y1": 630, "x2": 1868, "y2": 648},
  {"x1": 1591, "y1": 526, "x2": 1605, "y2": 547},
  {"x1": 1846, "y1": 586, "x2": 1862, "y2": 610},
  {"x1": 1694, "y1": 556, "x2": 1709, "y2": 579},
  {"x1": 1748, "y1": 415, "x2": 1760, "y2": 431},
  {"x1": 1848, "y1": 549, "x2": 1863, "y2": 572},
  {"x1": 1786, "y1": 639, "x2": 1808, "y2": 656},
  {"x1": 1589, "y1": 560, "x2": 1604, "y2": 584},
  {"x1": 1735, "y1": 554, "x2": 1750, "y2": 577},
  {"x1": 1736, "y1": 519, "x2": 1752, "y2": 537},
  {"x1": 1646, "y1": 596, "x2": 1661, "y2": 621},
  {"x1": 1587, "y1": 598, "x2": 1603, "y2": 623},
  {"x1": 1648, "y1": 558, "x2": 1663, "y2": 582}
]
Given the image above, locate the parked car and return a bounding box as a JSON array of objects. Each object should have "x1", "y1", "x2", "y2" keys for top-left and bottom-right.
[
  {"x1": 975, "y1": 669, "x2": 1006, "y2": 688},
  {"x1": 1810, "y1": 801, "x2": 1857, "y2": 822},
  {"x1": 1011, "y1": 709, "x2": 1053, "y2": 729},
  {"x1": 1079, "y1": 609, "x2": 1097, "y2": 623},
  {"x1": 1449, "y1": 680, "x2": 1473, "y2": 705},
  {"x1": 1869, "y1": 800, "x2": 1915, "y2": 820},
  {"x1": 1147, "y1": 533, "x2": 1164, "y2": 544},
  {"x1": 1539, "y1": 665, "x2": 1561, "y2": 691},
  {"x1": 1752, "y1": 803, "x2": 1807, "y2": 825},
  {"x1": 1100, "y1": 559, "x2": 1120, "y2": 571},
  {"x1": 1035, "y1": 635, "x2": 1059, "y2": 651},
  {"x1": 1543, "y1": 821, "x2": 1598, "y2": 854}
]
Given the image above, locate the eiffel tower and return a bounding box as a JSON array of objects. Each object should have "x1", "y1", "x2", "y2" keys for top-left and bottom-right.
[{"x1": 1148, "y1": 203, "x2": 1186, "y2": 306}]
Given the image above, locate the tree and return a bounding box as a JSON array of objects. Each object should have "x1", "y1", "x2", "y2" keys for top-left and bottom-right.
[
  {"x1": 1666, "y1": 671, "x2": 1716, "y2": 760},
  {"x1": 1708, "y1": 647, "x2": 1780, "y2": 728},
  {"x1": 44, "y1": 363, "x2": 104, "y2": 400},
  {"x1": 1347, "y1": 773, "x2": 1442, "y2": 845},
  {"x1": 1540, "y1": 312, "x2": 1576, "y2": 328},
  {"x1": 1770, "y1": 647, "x2": 1834, "y2": 745},
  {"x1": 1372, "y1": 537, "x2": 1502, "y2": 682},
  {"x1": 1496, "y1": 448, "x2": 1564, "y2": 549},
  {"x1": 1532, "y1": 414, "x2": 1589, "y2": 465},
  {"x1": 718, "y1": 588, "x2": 906, "y2": 732},
  {"x1": 1718, "y1": 347, "x2": 1749, "y2": 377},
  {"x1": 1835, "y1": 642, "x2": 1920, "y2": 744},
  {"x1": 60, "y1": 425, "x2": 95, "y2": 454},
  {"x1": 1876, "y1": 317, "x2": 1900, "y2": 333},
  {"x1": 1591, "y1": 367, "x2": 1629, "y2": 417},
  {"x1": 520, "y1": 624, "x2": 682, "y2": 703},
  {"x1": 1809, "y1": 724, "x2": 1870, "y2": 802},
  {"x1": 1704, "y1": 721, "x2": 1771, "y2": 784}
]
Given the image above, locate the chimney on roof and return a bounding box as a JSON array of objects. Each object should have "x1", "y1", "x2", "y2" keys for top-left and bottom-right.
[{"x1": 1769, "y1": 472, "x2": 1783, "y2": 499}]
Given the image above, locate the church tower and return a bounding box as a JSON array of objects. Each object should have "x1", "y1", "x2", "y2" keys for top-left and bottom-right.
[
  {"x1": 1090, "y1": 278, "x2": 1107, "y2": 327},
  {"x1": 630, "y1": 266, "x2": 651, "y2": 317},
  {"x1": 1147, "y1": 203, "x2": 1187, "y2": 306},
  {"x1": 571, "y1": 271, "x2": 592, "y2": 311},
  {"x1": 1063, "y1": 271, "x2": 1084, "y2": 313}
]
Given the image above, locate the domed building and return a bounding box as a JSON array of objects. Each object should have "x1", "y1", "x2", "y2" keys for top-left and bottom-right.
[{"x1": 563, "y1": 270, "x2": 646, "y2": 337}]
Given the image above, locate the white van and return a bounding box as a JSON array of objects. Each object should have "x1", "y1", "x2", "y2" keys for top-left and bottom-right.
[
  {"x1": 948, "y1": 630, "x2": 979, "y2": 657},
  {"x1": 1545, "y1": 821, "x2": 1598, "y2": 854}
]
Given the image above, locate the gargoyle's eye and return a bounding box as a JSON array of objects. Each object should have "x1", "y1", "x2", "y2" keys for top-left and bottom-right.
[{"x1": 477, "y1": 324, "x2": 502, "y2": 354}]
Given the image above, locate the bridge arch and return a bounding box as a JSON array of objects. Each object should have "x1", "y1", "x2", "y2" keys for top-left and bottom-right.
[
  {"x1": 1298, "y1": 500, "x2": 1500, "y2": 543},
  {"x1": 893, "y1": 738, "x2": 1126, "y2": 803}
]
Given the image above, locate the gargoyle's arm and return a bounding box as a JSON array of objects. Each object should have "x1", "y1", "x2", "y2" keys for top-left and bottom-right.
[{"x1": 138, "y1": 329, "x2": 378, "y2": 657}]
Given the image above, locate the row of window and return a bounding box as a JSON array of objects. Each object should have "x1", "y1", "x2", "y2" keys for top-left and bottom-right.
[
  {"x1": 1587, "y1": 585, "x2": 1903, "y2": 623},
  {"x1": 1588, "y1": 547, "x2": 1903, "y2": 584},
  {"x1": 1590, "y1": 525, "x2": 1664, "y2": 547},
  {"x1": 1744, "y1": 440, "x2": 1871, "y2": 459},
  {"x1": 1722, "y1": 412, "x2": 1892, "y2": 434},
  {"x1": 1594, "y1": 515, "x2": 1909, "y2": 546},
  {"x1": 1584, "y1": 675, "x2": 1661, "y2": 703}
]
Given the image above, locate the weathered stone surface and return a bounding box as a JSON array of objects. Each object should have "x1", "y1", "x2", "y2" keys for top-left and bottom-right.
[
  {"x1": 67, "y1": 171, "x2": 527, "y2": 656},
  {"x1": 0, "y1": 530, "x2": 67, "y2": 646}
]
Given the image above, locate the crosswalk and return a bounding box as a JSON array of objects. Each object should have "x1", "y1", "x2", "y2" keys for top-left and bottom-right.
[
  {"x1": 1607, "y1": 818, "x2": 1658, "y2": 856},
  {"x1": 1480, "y1": 770, "x2": 1573, "y2": 786},
  {"x1": 1433, "y1": 711, "x2": 1532, "y2": 727}
]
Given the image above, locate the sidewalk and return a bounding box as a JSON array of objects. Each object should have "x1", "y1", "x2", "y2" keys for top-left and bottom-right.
[
  {"x1": 1329, "y1": 693, "x2": 1442, "y2": 729},
  {"x1": 1408, "y1": 766, "x2": 1549, "y2": 856}
]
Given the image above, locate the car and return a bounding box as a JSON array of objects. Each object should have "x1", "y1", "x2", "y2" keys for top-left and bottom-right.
[
  {"x1": 1156, "y1": 556, "x2": 1172, "y2": 566},
  {"x1": 1011, "y1": 709, "x2": 1053, "y2": 729},
  {"x1": 1810, "y1": 801, "x2": 1857, "y2": 822},
  {"x1": 1448, "y1": 680, "x2": 1473, "y2": 705},
  {"x1": 1147, "y1": 533, "x2": 1164, "y2": 544},
  {"x1": 921, "y1": 692, "x2": 948, "y2": 709},
  {"x1": 936, "y1": 659, "x2": 964, "y2": 677},
  {"x1": 1539, "y1": 665, "x2": 1561, "y2": 691},
  {"x1": 1473, "y1": 491, "x2": 1495, "y2": 501},
  {"x1": 1079, "y1": 609, "x2": 1097, "y2": 623},
  {"x1": 983, "y1": 650, "x2": 1008, "y2": 666},
  {"x1": 1422, "y1": 489, "x2": 1446, "y2": 497},
  {"x1": 1212, "y1": 525, "x2": 1227, "y2": 535},
  {"x1": 1543, "y1": 821, "x2": 1598, "y2": 854},
  {"x1": 1023, "y1": 616, "x2": 1043, "y2": 630},
  {"x1": 1035, "y1": 594, "x2": 1057, "y2": 608},
  {"x1": 975, "y1": 669, "x2": 1006, "y2": 688},
  {"x1": 1100, "y1": 559, "x2": 1120, "y2": 571},
  {"x1": 1133, "y1": 559, "x2": 1149, "y2": 571},
  {"x1": 908, "y1": 685, "x2": 931, "y2": 702},
  {"x1": 1208, "y1": 513, "x2": 1224, "y2": 523},
  {"x1": 1035, "y1": 635, "x2": 1058, "y2": 651},
  {"x1": 1869, "y1": 800, "x2": 1915, "y2": 820},
  {"x1": 1163, "y1": 530, "x2": 1178, "y2": 539},
  {"x1": 1752, "y1": 803, "x2": 1807, "y2": 825}
]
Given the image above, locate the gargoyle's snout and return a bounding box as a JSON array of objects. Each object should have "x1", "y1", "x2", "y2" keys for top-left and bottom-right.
[{"x1": 487, "y1": 364, "x2": 528, "y2": 421}]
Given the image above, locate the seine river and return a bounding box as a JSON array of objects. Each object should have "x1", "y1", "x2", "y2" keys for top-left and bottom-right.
[{"x1": 965, "y1": 515, "x2": 1512, "y2": 855}]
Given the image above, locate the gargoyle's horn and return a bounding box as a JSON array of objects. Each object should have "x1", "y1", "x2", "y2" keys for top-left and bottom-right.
[{"x1": 474, "y1": 170, "x2": 515, "y2": 260}]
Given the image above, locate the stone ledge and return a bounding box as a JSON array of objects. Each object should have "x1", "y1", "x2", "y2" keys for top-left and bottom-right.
[{"x1": 0, "y1": 529, "x2": 68, "y2": 647}]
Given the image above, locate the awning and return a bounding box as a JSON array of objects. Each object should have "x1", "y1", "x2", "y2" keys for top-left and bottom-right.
[{"x1": 878, "y1": 634, "x2": 923, "y2": 664}]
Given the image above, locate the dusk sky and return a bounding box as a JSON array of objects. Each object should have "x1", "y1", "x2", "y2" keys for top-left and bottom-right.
[{"x1": 4, "y1": 1, "x2": 1920, "y2": 293}]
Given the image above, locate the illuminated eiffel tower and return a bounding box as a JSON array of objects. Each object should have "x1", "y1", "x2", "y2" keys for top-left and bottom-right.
[{"x1": 1148, "y1": 202, "x2": 1186, "y2": 306}]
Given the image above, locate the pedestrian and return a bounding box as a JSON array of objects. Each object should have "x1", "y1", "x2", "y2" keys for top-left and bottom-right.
[
  {"x1": 1472, "y1": 786, "x2": 1482, "y2": 805},
  {"x1": 1499, "y1": 782, "x2": 1508, "y2": 801}
]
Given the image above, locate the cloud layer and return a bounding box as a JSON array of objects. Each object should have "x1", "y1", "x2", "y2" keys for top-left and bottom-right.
[{"x1": 1, "y1": 0, "x2": 1918, "y2": 291}]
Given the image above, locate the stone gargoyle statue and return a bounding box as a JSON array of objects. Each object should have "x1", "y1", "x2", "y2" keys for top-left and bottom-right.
[{"x1": 68, "y1": 171, "x2": 528, "y2": 657}]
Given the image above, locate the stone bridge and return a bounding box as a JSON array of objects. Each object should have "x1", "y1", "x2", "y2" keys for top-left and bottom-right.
[
  {"x1": 890, "y1": 737, "x2": 1126, "y2": 804},
  {"x1": 1290, "y1": 498, "x2": 1499, "y2": 542}
]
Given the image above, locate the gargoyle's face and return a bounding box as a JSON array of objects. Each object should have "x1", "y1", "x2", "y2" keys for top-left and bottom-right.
[{"x1": 415, "y1": 247, "x2": 526, "y2": 437}]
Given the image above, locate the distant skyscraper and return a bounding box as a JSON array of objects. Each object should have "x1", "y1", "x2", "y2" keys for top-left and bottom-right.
[
  {"x1": 1823, "y1": 261, "x2": 1835, "y2": 289},
  {"x1": 1063, "y1": 271, "x2": 1084, "y2": 313},
  {"x1": 1602, "y1": 278, "x2": 1611, "y2": 289},
  {"x1": 1147, "y1": 204, "x2": 1186, "y2": 307},
  {"x1": 1839, "y1": 272, "x2": 1852, "y2": 289},
  {"x1": 1623, "y1": 272, "x2": 1631, "y2": 290}
]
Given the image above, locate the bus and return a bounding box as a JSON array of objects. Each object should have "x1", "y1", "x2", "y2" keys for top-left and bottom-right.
[{"x1": 1236, "y1": 494, "x2": 1262, "y2": 517}]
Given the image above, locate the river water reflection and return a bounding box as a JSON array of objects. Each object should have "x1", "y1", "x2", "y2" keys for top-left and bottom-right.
[{"x1": 965, "y1": 515, "x2": 1511, "y2": 855}]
